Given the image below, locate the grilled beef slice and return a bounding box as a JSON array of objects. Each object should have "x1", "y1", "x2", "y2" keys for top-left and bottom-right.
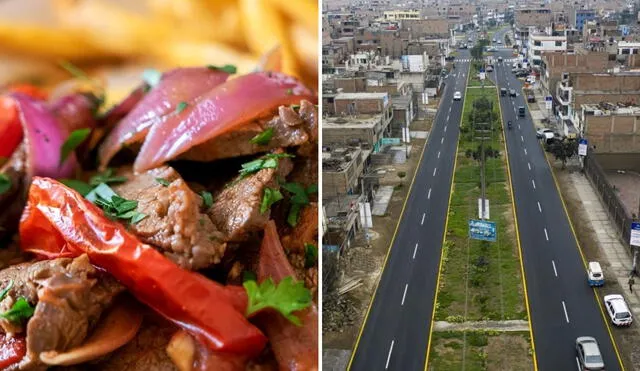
[
  {"x1": 112, "y1": 166, "x2": 226, "y2": 270},
  {"x1": 179, "y1": 100, "x2": 317, "y2": 163},
  {"x1": 0, "y1": 145, "x2": 27, "y2": 242},
  {"x1": 0, "y1": 255, "x2": 123, "y2": 370},
  {"x1": 209, "y1": 156, "x2": 293, "y2": 242}
]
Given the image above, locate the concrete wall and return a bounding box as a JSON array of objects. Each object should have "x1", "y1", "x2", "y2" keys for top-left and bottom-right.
[
  {"x1": 596, "y1": 153, "x2": 640, "y2": 171},
  {"x1": 401, "y1": 19, "x2": 449, "y2": 39},
  {"x1": 323, "y1": 126, "x2": 378, "y2": 148},
  {"x1": 334, "y1": 97, "x2": 386, "y2": 114},
  {"x1": 334, "y1": 77, "x2": 367, "y2": 93},
  {"x1": 585, "y1": 114, "x2": 640, "y2": 153}
]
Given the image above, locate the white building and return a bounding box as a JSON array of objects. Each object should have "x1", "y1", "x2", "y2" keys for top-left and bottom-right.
[
  {"x1": 527, "y1": 32, "x2": 567, "y2": 66},
  {"x1": 617, "y1": 41, "x2": 640, "y2": 55}
]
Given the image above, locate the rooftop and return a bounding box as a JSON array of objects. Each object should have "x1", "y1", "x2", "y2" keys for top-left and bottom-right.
[
  {"x1": 323, "y1": 145, "x2": 362, "y2": 173},
  {"x1": 582, "y1": 102, "x2": 640, "y2": 116},
  {"x1": 335, "y1": 92, "x2": 389, "y2": 100},
  {"x1": 323, "y1": 114, "x2": 383, "y2": 129}
]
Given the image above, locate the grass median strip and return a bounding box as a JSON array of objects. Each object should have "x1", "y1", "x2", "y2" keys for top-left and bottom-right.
[{"x1": 428, "y1": 85, "x2": 531, "y2": 369}]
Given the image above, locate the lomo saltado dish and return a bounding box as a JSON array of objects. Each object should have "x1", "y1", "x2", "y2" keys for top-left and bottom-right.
[{"x1": 0, "y1": 62, "x2": 318, "y2": 371}]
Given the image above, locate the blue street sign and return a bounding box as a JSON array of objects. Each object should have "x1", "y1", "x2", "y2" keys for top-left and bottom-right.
[
  {"x1": 631, "y1": 222, "x2": 640, "y2": 247},
  {"x1": 545, "y1": 95, "x2": 553, "y2": 102},
  {"x1": 579, "y1": 138, "x2": 588, "y2": 145},
  {"x1": 469, "y1": 219, "x2": 497, "y2": 242}
]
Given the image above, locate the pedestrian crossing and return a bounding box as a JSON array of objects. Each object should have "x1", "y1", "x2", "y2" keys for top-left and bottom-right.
[{"x1": 454, "y1": 58, "x2": 519, "y2": 63}]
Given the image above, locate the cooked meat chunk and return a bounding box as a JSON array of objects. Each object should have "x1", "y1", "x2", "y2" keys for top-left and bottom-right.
[
  {"x1": 93, "y1": 320, "x2": 178, "y2": 371},
  {"x1": 179, "y1": 100, "x2": 317, "y2": 163},
  {"x1": 209, "y1": 156, "x2": 293, "y2": 242},
  {"x1": 0, "y1": 145, "x2": 27, "y2": 241},
  {"x1": 0, "y1": 255, "x2": 123, "y2": 370},
  {"x1": 112, "y1": 166, "x2": 226, "y2": 270},
  {"x1": 281, "y1": 203, "x2": 318, "y2": 297},
  {"x1": 295, "y1": 100, "x2": 318, "y2": 158}
]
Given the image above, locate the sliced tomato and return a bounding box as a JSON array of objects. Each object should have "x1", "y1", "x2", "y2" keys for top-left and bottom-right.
[
  {"x1": 0, "y1": 96, "x2": 23, "y2": 159},
  {"x1": 0, "y1": 333, "x2": 26, "y2": 369}
]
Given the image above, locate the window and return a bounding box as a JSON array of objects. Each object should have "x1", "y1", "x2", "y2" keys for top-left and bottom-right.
[
  {"x1": 634, "y1": 49, "x2": 639, "y2": 55},
  {"x1": 534, "y1": 40, "x2": 541, "y2": 46},
  {"x1": 622, "y1": 48, "x2": 630, "y2": 55},
  {"x1": 327, "y1": 97, "x2": 335, "y2": 103},
  {"x1": 555, "y1": 41, "x2": 562, "y2": 47}
]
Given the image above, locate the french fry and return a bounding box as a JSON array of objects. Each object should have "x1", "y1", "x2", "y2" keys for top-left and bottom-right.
[
  {"x1": 290, "y1": 23, "x2": 318, "y2": 79},
  {"x1": 265, "y1": 0, "x2": 317, "y2": 33}
]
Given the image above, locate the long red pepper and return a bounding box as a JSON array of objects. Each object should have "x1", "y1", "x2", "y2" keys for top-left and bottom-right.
[{"x1": 19, "y1": 177, "x2": 266, "y2": 357}]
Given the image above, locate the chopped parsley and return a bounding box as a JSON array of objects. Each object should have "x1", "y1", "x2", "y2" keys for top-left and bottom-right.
[
  {"x1": 59, "y1": 179, "x2": 93, "y2": 196},
  {"x1": 0, "y1": 280, "x2": 13, "y2": 301},
  {"x1": 175, "y1": 101, "x2": 188, "y2": 114},
  {"x1": 239, "y1": 153, "x2": 294, "y2": 178},
  {"x1": 0, "y1": 297, "x2": 35, "y2": 324},
  {"x1": 286, "y1": 88, "x2": 293, "y2": 95},
  {"x1": 249, "y1": 127, "x2": 275, "y2": 146},
  {"x1": 304, "y1": 243, "x2": 318, "y2": 268},
  {"x1": 156, "y1": 178, "x2": 171, "y2": 187},
  {"x1": 243, "y1": 271, "x2": 257, "y2": 283},
  {"x1": 200, "y1": 191, "x2": 213, "y2": 209},
  {"x1": 86, "y1": 183, "x2": 147, "y2": 224},
  {"x1": 281, "y1": 182, "x2": 317, "y2": 227},
  {"x1": 291, "y1": 104, "x2": 300, "y2": 111},
  {"x1": 260, "y1": 187, "x2": 283, "y2": 214},
  {"x1": 206, "y1": 64, "x2": 237, "y2": 74},
  {"x1": 59, "y1": 61, "x2": 106, "y2": 112},
  {"x1": 60, "y1": 128, "x2": 91, "y2": 166},
  {"x1": 89, "y1": 168, "x2": 128, "y2": 186},
  {"x1": 243, "y1": 277, "x2": 312, "y2": 326},
  {"x1": 0, "y1": 174, "x2": 11, "y2": 195}
]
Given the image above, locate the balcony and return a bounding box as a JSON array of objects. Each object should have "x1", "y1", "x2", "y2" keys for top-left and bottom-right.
[{"x1": 557, "y1": 93, "x2": 570, "y2": 106}]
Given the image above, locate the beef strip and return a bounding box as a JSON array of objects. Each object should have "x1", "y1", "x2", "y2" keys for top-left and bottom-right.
[
  {"x1": 280, "y1": 203, "x2": 319, "y2": 298},
  {"x1": 208, "y1": 155, "x2": 293, "y2": 242},
  {"x1": 0, "y1": 255, "x2": 123, "y2": 370},
  {"x1": 0, "y1": 144, "x2": 27, "y2": 242},
  {"x1": 112, "y1": 166, "x2": 227, "y2": 270},
  {"x1": 178, "y1": 100, "x2": 317, "y2": 163},
  {"x1": 295, "y1": 100, "x2": 318, "y2": 158}
]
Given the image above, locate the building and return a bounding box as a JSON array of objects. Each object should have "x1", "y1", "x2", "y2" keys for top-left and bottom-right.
[
  {"x1": 527, "y1": 32, "x2": 568, "y2": 66},
  {"x1": 382, "y1": 10, "x2": 420, "y2": 21},
  {"x1": 618, "y1": 41, "x2": 640, "y2": 55},
  {"x1": 323, "y1": 145, "x2": 371, "y2": 197},
  {"x1": 574, "y1": 9, "x2": 597, "y2": 32},
  {"x1": 580, "y1": 103, "x2": 640, "y2": 153},
  {"x1": 515, "y1": 7, "x2": 553, "y2": 40}
]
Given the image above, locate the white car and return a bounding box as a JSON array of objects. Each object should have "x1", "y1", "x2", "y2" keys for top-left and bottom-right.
[
  {"x1": 453, "y1": 91, "x2": 462, "y2": 101},
  {"x1": 604, "y1": 294, "x2": 633, "y2": 326},
  {"x1": 576, "y1": 337, "x2": 605, "y2": 370},
  {"x1": 536, "y1": 128, "x2": 555, "y2": 140}
]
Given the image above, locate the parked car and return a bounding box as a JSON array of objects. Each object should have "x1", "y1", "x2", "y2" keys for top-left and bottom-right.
[
  {"x1": 516, "y1": 71, "x2": 529, "y2": 78},
  {"x1": 486, "y1": 65, "x2": 494, "y2": 72},
  {"x1": 536, "y1": 128, "x2": 555, "y2": 140},
  {"x1": 497, "y1": 40, "x2": 502, "y2": 44},
  {"x1": 498, "y1": 56, "x2": 503, "y2": 62},
  {"x1": 511, "y1": 67, "x2": 519, "y2": 73},
  {"x1": 604, "y1": 294, "x2": 633, "y2": 326},
  {"x1": 453, "y1": 91, "x2": 462, "y2": 101},
  {"x1": 500, "y1": 88, "x2": 507, "y2": 97},
  {"x1": 445, "y1": 55, "x2": 455, "y2": 61},
  {"x1": 576, "y1": 337, "x2": 605, "y2": 370},
  {"x1": 509, "y1": 89, "x2": 517, "y2": 97},
  {"x1": 527, "y1": 94, "x2": 536, "y2": 103}
]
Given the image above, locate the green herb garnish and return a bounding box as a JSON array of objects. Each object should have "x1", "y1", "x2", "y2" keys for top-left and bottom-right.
[
  {"x1": 281, "y1": 182, "x2": 316, "y2": 226},
  {"x1": 260, "y1": 188, "x2": 283, "y2": 214},
  {"x1": 59, "y1": 179, "x2": 93, "y2": 196},
  {"x1": 86, "y1": 183, "x2": 147, "y2": 224},
  {"x1": 244, "y1": 277, "x2": 312, "y2": 326},
  {"x1": 250, "y1": 127, "x2": 275, "y2": 146},
  {"x1": 206, "y1": 64, "x2": 237, "y2": 74},
  {"x1": 239, "y1": 153, "x2": 294, "y2": 178},
  {"x1": 243, "y1": 271, "x2": 257, "y2": 283},
  {"x1": 0, "y1": 297, "x2": 35, "y2": 324},
  {"x1": 156, "y1": 178, "x2": 170, "y2": 187},
  {"x1": 286, "y1": 88, "x2": 293, "y2": 95},
  {"x1": 304, "y1": 243, "x2": 318, "y2": 268},
  {"x1": 175, "y1": 102, "x2": 188, "y2": 114},
  {"x1": 89, "y1": 168, "x2": 128, "y2": 187},
  {"x1": 0, "y1": 174, "x2": 11, "y2": 196},
  {"x1": 0, "y1": 280, "x2": 13, "y2": 302},
  {"x1": 60, "y1": 128, "x2": 91, "y2": 166},
  {"x1": 200, "y1": 191, "x2": 213, "y2": 209},
  {"x1": 59, "y1": 60, "x2": 106, "y2": 112}
]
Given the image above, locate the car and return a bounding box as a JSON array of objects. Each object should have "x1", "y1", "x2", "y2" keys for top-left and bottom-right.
[
  {"x1": 511, "y1": 67, "x2": 519, "y2": 73},
  {"x1": 453, "y1": 91, "x2": 462, "y2": 101},
  {"x1": 604, "y1": 294, "x2": 633, "y2": 326},
  {"x1": 492, "y1": 38, "x2": 497, "y2": 42},
  {"x1": 445, "y1": 55, "x2": 455, "y2": 61},
  {"x1": 527, "y1": 94, "x2": 536, "y2": 103},
  {"x1": 518, "y1": 106, "x2": 526, "y2": 117},
  {"x1": 497, "y1": 56, "x2": 503, "y2": 62},
  {"x1": 536, "y1": 128, "x2": 555, "y2": 140},
  {"x1": 509, "y1": 89, "x2": 516, "y2": 97},
  {"x1": 500, "y1": 88, "x2": 507, "y2": 96},
  {"x1": 516, "y1": 71, "x2": 529, "y2": 78},
  {"x1": 497, "y1": 40, "x2": 502, "y2": 44},
  {"x1": 576, "y1": 337, "x2": 605, "y2": 370}
]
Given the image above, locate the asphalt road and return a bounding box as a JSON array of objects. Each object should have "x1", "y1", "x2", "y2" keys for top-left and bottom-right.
[
  {"x1": 491, "y1": 29, "x2": 624, "y2": 370},
  {"x1": 348, "y1": 51, "x2": 471, "y2": 371}
]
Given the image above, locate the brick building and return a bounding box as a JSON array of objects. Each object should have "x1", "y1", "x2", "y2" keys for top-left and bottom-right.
[{"x1": 580, "y1": 103, "x2": 640, "y2": 153}]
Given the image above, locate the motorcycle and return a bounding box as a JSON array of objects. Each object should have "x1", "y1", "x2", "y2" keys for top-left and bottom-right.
[{"x1": 507, "y1": 121, "x2": 512, "y2": 130}]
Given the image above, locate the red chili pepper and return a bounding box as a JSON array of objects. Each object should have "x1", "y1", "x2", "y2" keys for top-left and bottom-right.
[
  {"x1": 19, "y1": 177, "x2": 267, "y2": 357},
  {"x1": 0, "y1": 333, "x2": 26, "y2": 369}
]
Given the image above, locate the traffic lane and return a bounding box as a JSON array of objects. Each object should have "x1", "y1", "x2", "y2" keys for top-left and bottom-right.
[
  {"x1": 350, "y1": 63, "x2": 467, "y2": 370},
  {"x1": 497, "y1": 68, "x2": 622, "y2": 370}
]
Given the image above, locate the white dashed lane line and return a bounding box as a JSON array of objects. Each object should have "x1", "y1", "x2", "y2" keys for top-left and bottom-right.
[
  {"x1": 428, "y1": 188, "x2": 432, "y2": 199},
  {"x1": 544, "y1": 228, "x2": 549, "y2": 241},
  {"x1": 438, "y1": 151, "x2": 441, "y2": 158},
  {"x1": 413, "y1": 243, "x2": 418, "y2": 259},
  {"x1": 562, "y1": 301, "x2": 570, "y2": 323},
  {"x1": 385, "y1": 340, "x2": 395, "y2": 369},
  {"x1": 537, "y1": 202, "x2": 542, "y2": 213},
  {"x1": 433, "y1": 168, "x2": 437, "y2": 177},
  {"x1": 421, "y1": 213, "x2": 426, "y2": 225},
  {"x1": 528, "y1": 162, "x2": 531, "y2": 171},
  {"x1": 532, "y1": 179, "x2": 536, "y2": 189},
  {"x1": 401, "y1": 284, "x2": 408, "y2": 306},
  {"x1": 552, "y1": 260, "x2": 558, "y2": 277}
]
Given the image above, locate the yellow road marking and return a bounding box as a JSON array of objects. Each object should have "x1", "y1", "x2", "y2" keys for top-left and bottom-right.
[
  {"x1": 346, "y1": 90, "x2": 433, "y2": 370},
  {"x1": 520, "y1": 85, "x2": 625, "y2": 369},
  {"x1": 423, "y1": 61, "x2": 470, "y2": 370},
  {"x1": 500, "y1": 84, "x2": 539, "y2": 370}
]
